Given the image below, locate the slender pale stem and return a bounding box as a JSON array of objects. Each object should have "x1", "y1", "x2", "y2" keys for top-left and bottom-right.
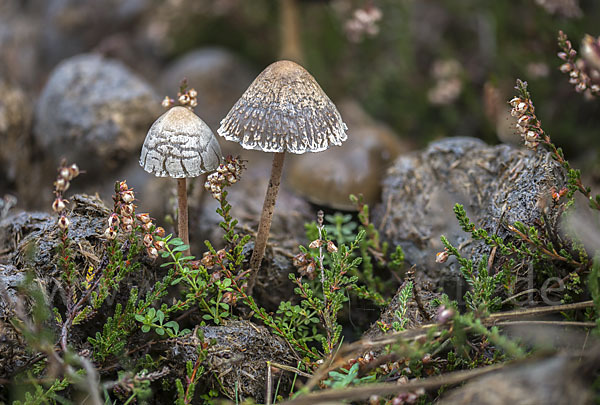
[
  {"x1": 177, "y1": 178, "x2": 190, "y2": 256},
  {"x1": 248, "y1": 152, "x2": 286, "y2": 293},
  {"x1": 280, "y1": 0, "x2": 303, "y2": 63}
]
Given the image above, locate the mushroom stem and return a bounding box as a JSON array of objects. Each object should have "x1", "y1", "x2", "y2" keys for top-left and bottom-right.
[
  {"x1": 177, "y1": 177, "x2": 190, "y2": 256},
  {"x1": 248, "y1": 152, "x2": 286, "y2": 292}
]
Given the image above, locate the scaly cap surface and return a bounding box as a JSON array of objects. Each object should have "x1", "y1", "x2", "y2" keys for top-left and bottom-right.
[
  {"x1": 140, "y1": 106, "x2": 222, "y2": 178},
  {"x1": 218, "y1": 60, "x2": 347, "y2": 153}
]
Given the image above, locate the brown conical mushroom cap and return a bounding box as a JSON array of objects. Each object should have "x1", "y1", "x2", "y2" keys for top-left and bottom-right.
[
  {"x1": 218, "y1": 60, "x2": 347, "y2": 154},
  {"x1": 140, "y1": 106, "x2": 222, "y2": 178}
]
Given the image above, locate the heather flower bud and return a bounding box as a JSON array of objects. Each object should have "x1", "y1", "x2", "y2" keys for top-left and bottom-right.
[
  {"x1": 55, "y1": 178, "x2": 70, "y2": 192},
  {"x1": 327, "y1": 240, "x2": 338, "y2": 253},
  {"x1": 293, "y1": 253, "x2": 307, "y2": 267},
  {"x1": 217, "y1": 165, "x2": 227, "y2": 174},
  {"x1": 122, "y1": 216, "x2": 134, "y2": 226},
  {"x1": 309, "y1": 239, "x2": 323, "y2": 249},
  {"x1": 557, "y1": 51, "x2": 568, "y2": 60},
  {"x1": 52, "y1": 198, "x2": 67, "y2": 213},
  {"x1": 201, "y1": 252, "x2": 215, "y2": 268},
  {"x1": 121, "y1": 190, "x2": 135, "y2": 203},
  {"x1": 188, "y1": 88, "x2": 197, "y2": 98},
  {"x1": 108, "y1": 213, "x2": 120, "y2": 227},
  {"x1": 103, "y1": 227, "x2": 118, "y2": 240},
  {"x1": 436, "y1": 306, "x2": 455, "y2": 324},
  {"x1": 58, "y1": 215, "x2": 70, "y2": 230},
  {"x1": 161, "y1": 96, "x2": 173, "y2": 108},
  {"x1": 216, "y1": 249, "x2": 227, "y2": 260},
  {"x1": 435, "y1": 250, "x2": 449, "y2": 263},
  {"x1": 60, "y1": 167, "x2": 71, "y2": 180},
  {"x1": 143, "y1": 233, "x2": 154, "y2": 247},
  {"x1": 179, "y1": 94, "x2": 190, "y2": 104},
  {"x1": 69, "y1": 163, "x2": 80, "y2": 178},
  {"x1": 509, "y1": 97, "x2": 521, "y2": 106},
  {"x1": 517, "y1": 115, "x2": 530, "y2": 126},
  {"x1": 119, "y1": 181, "x2": 128, "y2": 192},
  {"x1": 123, "y1": 224, "x2": 133, "y2": 233},
  {"x1": 121, "y1": 203, "x2": 135, "y2": 216},
  {"x1": 136, "y1": 213, "x2": 152, "y2": 224},
  {"x1": 154, "y1": 227, "x2": 165, "y2": 237},
  {"x1": 147, "y1": 247, "x2": 159, "y2": 259},
  {"x1": 141, "y1": 221, "x2": 154, "y2": 232},
  {"x1": 212, "y1": 192, "x2": 222, "y2": 201},
  {"x1": 559, "y1": 63, "x2": 572, "y2": 73}
]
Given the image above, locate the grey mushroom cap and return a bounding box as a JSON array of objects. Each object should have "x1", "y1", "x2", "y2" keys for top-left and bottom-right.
[
  {"x1": 140, "y1": 106, "x2": 222, "y2": 178},
  {"x1": 217, "y1": 60, "x2": 348, "y2": 154}
]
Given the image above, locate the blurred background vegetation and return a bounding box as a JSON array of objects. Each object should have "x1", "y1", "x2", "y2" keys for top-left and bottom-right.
[{"x1": 159, "y1": 0, "x2": 600, "y2": 157}]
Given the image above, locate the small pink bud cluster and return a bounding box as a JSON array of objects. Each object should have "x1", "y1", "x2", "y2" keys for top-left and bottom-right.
[
  {"x1": 204, "y1": 156, "x2": 245, "y2": 201},
  {"x1": 103, "y1": 181, "x2": 166, "y2": 259},
  {"x1": 509, "y1": 95, "x2": 542, "y2": 149},
  {"x1": 345, "y1": 6, "x2": 382, "y2": 43},
  {"x1": 53, "y1": 161, "x2": 80, "y2": 232},
  {"x1": 558, "y1": 31, "x2": 600, "y2": 98}
]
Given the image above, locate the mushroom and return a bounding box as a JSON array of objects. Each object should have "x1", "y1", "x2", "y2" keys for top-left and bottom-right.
[
  {"x1": 218, "y1": 60, "x2": 347, "y2": 290},
  {"x1": 140, "y1": 106, "x2": 222, "y2": 254}
]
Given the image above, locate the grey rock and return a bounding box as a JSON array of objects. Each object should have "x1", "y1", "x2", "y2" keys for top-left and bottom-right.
[
  {"x1": 34, "y1": 54, "x2": 161, "y2": 181},
  {"x1": 167, "y1": 320, "x2": 296, "y2": 403},
  {"x1": 373, "y1": 137, "x2": 567, "y2": 297},
  {"x1": 286, "y1": 99, "x2": 411, "y2": 210},
  {"x1": 0, "y1": 81, "x2": 32, "y2": 189},
  {"x1": 41, "y1": 0, "x2": 151, "y2": 65},
  {"x1": 0, "y1": 8, "x2": 42, "y2": 90},
  {"x1": 439, "y1": 352, "x2": 596, "y2": 405},
  {"x1": 160, "y1": 48, "x2": 256, "y2": 131}
]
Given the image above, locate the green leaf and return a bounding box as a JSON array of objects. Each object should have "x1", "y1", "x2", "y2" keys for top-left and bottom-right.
[
  {"x1": 141, "y1": 325, "x2": 151, "y2": 333},
  {"x1": 134, "y1": 314, "x2": 145, "y2": 322},
  {"x1": 156, "y1": 328, "x2": 165, "y2": 336},
  {"x1": 172, "y1": 244, "x2": 189, "y2": 252},
  {"x1": 156, "y1": 310, "x2": 165, "y2": 324}
]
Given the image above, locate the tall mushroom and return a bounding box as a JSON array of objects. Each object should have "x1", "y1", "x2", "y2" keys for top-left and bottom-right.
[
  {"x1": 218, "y1": 60, "x2": 347, "y2": 290},
  {"x1": 140, "y1": 106, "x2": 222, "y2": 254}
]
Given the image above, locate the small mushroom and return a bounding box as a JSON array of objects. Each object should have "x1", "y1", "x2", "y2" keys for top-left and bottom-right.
[
  {"x1": 140, "y1": 106, "x2": 222, "y2": 254},
  {"x1": 218, "y1": 60, "x2": 347, "y2": 290}
]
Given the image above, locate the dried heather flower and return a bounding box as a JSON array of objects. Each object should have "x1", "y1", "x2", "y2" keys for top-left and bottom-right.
[
  {"x1": 58, "y1": 215, "x2": 70, "y2": 230},
  {"x1": 52, "y1": 198, "x2": 67, "y2": 213},
  {"x1": 121, "y1": 190, "x2": 135, "y2": 203},
  {"x1": 108, "y1": 213, "x2": 120, "y2": 227},
  {"x1": 309, "y1": 239, "x2": 323, "y2": 249},
  {"x1": 161, "y1": 96, "x2": 174, "y2": 108},
  {"x1": 435, "y1": 250, "x2": 449, "y2": 263},
  {"x1": 55, "y1": 178, "x2": 70, "y2": 192},
  {"x1": 59, "y1": 167, "x2": 71, "y2": 181},
  {"x1": 68, "y1": 163, "x2": 80, "y2": 178},
  {"x1": 136, "y1": 213, "x2": 152, "y2": 224},
  {"x1": 327, "y1": 240, "x2": 338, "y2": 253},
  {"x1": 154, "y1": 240, "x2": 166, "y2": 251},
  {"x1": 147, "y1": 247, "x2": 159, "y2": 259},
  {"x1": 141, "y1": 221, "x2": 154, "y2": 233},
  {"x1": 103, "y1": 227, "x2": 118, "y2": 240},
  {"x1": 154, "y1": 227, "x2": 166, "y2": 237},
  {"x1": 143, "y1": 233, "x2": 154, "y2": 248}
]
